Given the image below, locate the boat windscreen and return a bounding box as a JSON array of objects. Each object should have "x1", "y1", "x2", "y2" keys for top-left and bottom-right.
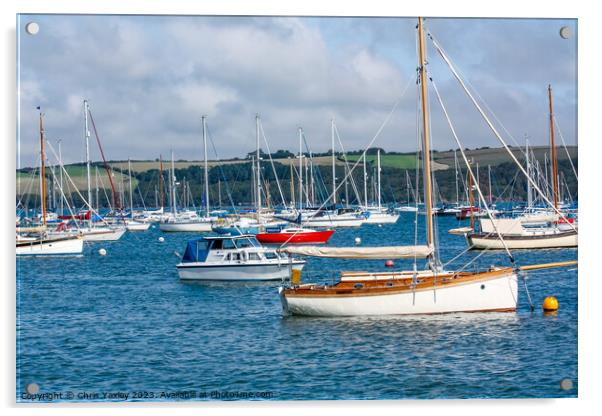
[
  {"x1": 182, "y1": 239, "x2": 210, "y2": 263},
  {"x1": 235, "y1": 237, "x2": 260, "y2": 248}
]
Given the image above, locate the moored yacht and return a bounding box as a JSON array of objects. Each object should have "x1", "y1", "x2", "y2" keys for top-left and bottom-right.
[{"x1": 176, "y1": 234, "x2": 305, "y2": 281}]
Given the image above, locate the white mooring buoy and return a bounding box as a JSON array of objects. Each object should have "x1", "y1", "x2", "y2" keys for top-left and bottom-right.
[
  {"x1": 354, "y1": 237, "x2": 362, "y2": 245},
  {"x1": 158, "y1": 237, "x2": 165, "y2": 243},
  {"x1": 98, "y1": 248, "x2": 107, "y2": 256}
]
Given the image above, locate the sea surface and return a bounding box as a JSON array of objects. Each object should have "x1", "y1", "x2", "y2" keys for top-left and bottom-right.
[{"x1": 16, "y1": 214, "x2": 578, "y2": 401}]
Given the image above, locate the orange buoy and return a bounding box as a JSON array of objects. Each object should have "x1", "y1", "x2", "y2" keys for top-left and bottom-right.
[{"x1": 543, "y1": 296, "x2": 559, "y2": 311}]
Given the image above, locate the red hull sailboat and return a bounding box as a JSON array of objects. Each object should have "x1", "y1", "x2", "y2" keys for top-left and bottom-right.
[{"x1": 256, "y1": 228, "x2": 334, "y2": 245}]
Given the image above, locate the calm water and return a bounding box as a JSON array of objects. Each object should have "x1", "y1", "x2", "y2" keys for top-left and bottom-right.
[{"x1": 16, "y1": 214, "x2": 578, "y2": 401}]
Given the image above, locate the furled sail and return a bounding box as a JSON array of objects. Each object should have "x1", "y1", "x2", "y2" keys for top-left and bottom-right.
[{"x1": 280, "y1": 245, "x2": 433, "y2": 259}]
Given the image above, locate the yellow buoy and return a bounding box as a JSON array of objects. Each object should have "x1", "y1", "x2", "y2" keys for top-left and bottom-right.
[
  {"x1": 291, "y1": 269, "x2": 302, "y2": 285},
  {"x1": 543, "y1": 296, "x2": 559, "y2": 311}
]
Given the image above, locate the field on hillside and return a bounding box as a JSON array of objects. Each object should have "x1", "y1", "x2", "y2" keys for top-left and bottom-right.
[
  {"x1": 17, "y1": 166, "x2": 135, "y2": 195},
  {"x1": 433, "y1": 146, "x2": 578, "y2": 168}
]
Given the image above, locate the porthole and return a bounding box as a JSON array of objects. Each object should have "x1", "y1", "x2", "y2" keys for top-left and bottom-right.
[
  {"x1": 354, "y1": 283, "x2": 364, "y2": 289},
  {"x1": 480, "y1": 284, "x2": 485, "y2": 290},
  {"x1": 386, "y1": 282, "x2": 394, "y2": 287}
]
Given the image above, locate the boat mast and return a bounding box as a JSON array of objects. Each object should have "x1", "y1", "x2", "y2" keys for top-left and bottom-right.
[
  {"x1": 58, "y1": 139, "x2": 64, "y2": 215},
  {"x1": 331, "y1": 118, "x2": 336, "y2": 205},
  {"x1": 309, "y1": 152, "x2": 315, "y2": 206},
  {"x1": 418, "y1": 17, "x2": 435, "y2": 250},
  {"x1": 526, "y1": 139, "x2": 532, "y2": 208},
  {"x1": 454, "y1": 149, "x2": 459, "y2": 205},
  {"x1": 255, "y1": 114, "x2": 261, "y2": 214},
  {"x1": 488, "y1": 164, "x2": 492, "y2": 205},
  {"x1": 548, "y1": 85, "x2": 559, "y2": 210},
  {"x1": 289, "y1": 159, "x2": 295, "y2": 208},
  {"x1": 202, "y1": 115, "x2": 210, "y2": 217},
  {"x1": 298, "y1": 127, "x2": 303, "y2": 211},
  {"x1": 344, "y1": 164, "x2": 349, "y2": 207},
  {"x1": 128, "y1": 158, "x2": 134, "y2": 215},
  {"x1": 159, "y1": 155, "x2": 164, "y2": 212},
  {"x1": 170, "y1": 150, "x2": 176, "y2": 216},
  {"x1": 95, "y1": 166, "x2": 99, "y2": 211},
  {"x1": 363, "y1": 153, "x2": 368, "y2": 208},
  {"x1": 83, "y1": 100, "x2": 92, "y2": 213},
  {"x1": 469, "y1": 164, "x2": 474, "y2": 229},
  {"x1": 38, "y1": 109, "x2": 47, "y2": 226},
  {"x1": 377, "y1": 149, "x2": 382, "y2": 210}
]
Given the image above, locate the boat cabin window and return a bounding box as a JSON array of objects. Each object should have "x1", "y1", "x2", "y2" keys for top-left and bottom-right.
[
  {"x1": 248, "y1": 252, "x2": 261, "y2": 261},
  {"x1": 222, "y1": 239, "x2": 237, "y2": 250},
  {"x1": 264, "y1": 251, "x2": 278, "y2": 260},
  {"x1": 227, "y1": 252, "x2": 242, "y2": 261}
]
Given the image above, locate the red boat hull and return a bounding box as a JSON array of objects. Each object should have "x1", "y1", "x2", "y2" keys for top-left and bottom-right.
[{"x1": 256, "y1": 230, "x2": 335, "y2": 244}]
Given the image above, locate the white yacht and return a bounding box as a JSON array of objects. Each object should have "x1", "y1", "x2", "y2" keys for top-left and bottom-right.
[{"x1": 176, "y1": 235, "x2": 305, "y2": 281}]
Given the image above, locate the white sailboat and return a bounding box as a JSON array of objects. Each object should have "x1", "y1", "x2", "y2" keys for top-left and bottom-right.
[
  {"x1": 48, "y1": 100, "x2": 126, "y2": 242},
  {"x1": 466, "y1": 86, "x2": 577, "y2": 250},
  {"x1": 17, "y1": 109, "x2": 83, "y2": 256},
  {"x1": 362, "y1": 149, "x2": 400, "y2": 224},
  {"x1": 160, "y1": 117, "x2": 214, "y2": 232},
  {"x1": 277, "y1": 18, "x2": 575, "y2": 317}
]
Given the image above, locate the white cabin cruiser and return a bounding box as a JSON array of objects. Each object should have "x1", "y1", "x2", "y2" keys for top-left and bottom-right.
[{"x1": 176, "y1": 234, "x2": 305, "y2": 281}]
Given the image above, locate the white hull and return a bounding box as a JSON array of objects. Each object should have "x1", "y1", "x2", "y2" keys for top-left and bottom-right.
[
  {"x1": 467, "y1": 231, "x2": 577, "y2": 249},
  {"x1": 395, "y1": 206, "x2": 418, "y2": 212},
  {"x1": 178, "y1": 262, "x2": 305, "y2": 281},
  {"x1": 363, "y1": 213, "x2": 400, "y2": 224},
  {"x1": 16, "y1": 237, "x2": 83, "y2": 256},
  {"x1": 81, "y1": 227, "x2": 126, "y2": 241},
  {"x1": 280, "y1": 270, "x2": 518, "y2": 317},
  {"x1": 160, "y1": 221, "x2": 213, "y2": 232},
  {"x1": 126, "y1": 221, "x2": 151, "y2": 231},
  {"x1": 304, "y1": 218, "x2": 364, "y2": 228}
]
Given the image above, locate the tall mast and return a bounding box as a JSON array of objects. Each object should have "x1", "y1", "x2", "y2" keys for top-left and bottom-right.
[
  {"x1": 305, "y1": 157, "x2": 309, "y2": 206},
  {"x1": 363, "y1": 153, "x2": 368, "y2": 208},
  {"x1": 289, "y1": 160, "x2": 295, "y2": 208},
  {"x1": 331, "y1": 118, "x2": 336, "y2": 205},
  {"x1": 418, "y1": 17, "x2": 435, "y2": 249},
  {"x1": 377, "y1": 149, "x2": 382, "y2": 210},
  {"x1": 344, "y1": 164, "x2": 349, "y2": 207},
  {"x1": 548, "y1": 85, "x2": 559, "y2": 210},
  {"x1": 95, "y1": 166, "x2": 99, "y2": 211},
  {"x1": 170, "y1": 150, "x2": 176, "y2": 216},
  {"x1": 159, "y1": 155, "x2": 164, "y2": 212},
  {"x1": 406, "y1": 171, "x2": 410, "y2": 205},
  {"x1": 454, "y1": 150, "x2": 459, "y2": 205},
  {"x1": 202, "y1": 115, "x2": 210, "y2": 217},
  {"x1": 218, "y1": 179, "x2": 222, "y2": 208},
  {"x1": 298, "y1": 127, "x2": 303, "y2": 211},
  {"x1": 526, "y1": 140, "x2": 532, "y2": 207},
  {"x1": 255, "y1": 114, "x2": 261, "y2": 213},
  {"x1": 83, "y1": 100, "x2": 92, "y2": 211},
  {"x1": 58, "y1": 139, "x2": 64, "y2": 215},
  {"x1": 476, "y1": 162, "x2": 480, "y2": 209},
  {"x1": 488, "y1": 164, "x2": 492, "y2": 205},
  {"x1": 38, "y1": 109, "x2": 47, "y2": 226},
  {"x1": 309, "y1": 152, "x2": 315, "y2": 206},
  {"x1": 127, "y1": 158, "x2": 133, "y2": 214},
  {"x1": 469, "y1": 165, "x2": 474, "y2": 229}
]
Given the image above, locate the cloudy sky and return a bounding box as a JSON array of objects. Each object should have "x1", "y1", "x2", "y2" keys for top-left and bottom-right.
[{"x1": 17, "y1": 14, "x2": 577, "y2": 168}]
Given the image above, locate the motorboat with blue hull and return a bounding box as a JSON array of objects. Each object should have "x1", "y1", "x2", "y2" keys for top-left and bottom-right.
[{"x1": 176, "y1": 235, "x2": 305, "y2": 281}]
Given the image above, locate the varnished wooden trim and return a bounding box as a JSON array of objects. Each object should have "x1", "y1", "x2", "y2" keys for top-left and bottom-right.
[{"x1": 284, "y1": 267, "x2": 515, "y2": 298}]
